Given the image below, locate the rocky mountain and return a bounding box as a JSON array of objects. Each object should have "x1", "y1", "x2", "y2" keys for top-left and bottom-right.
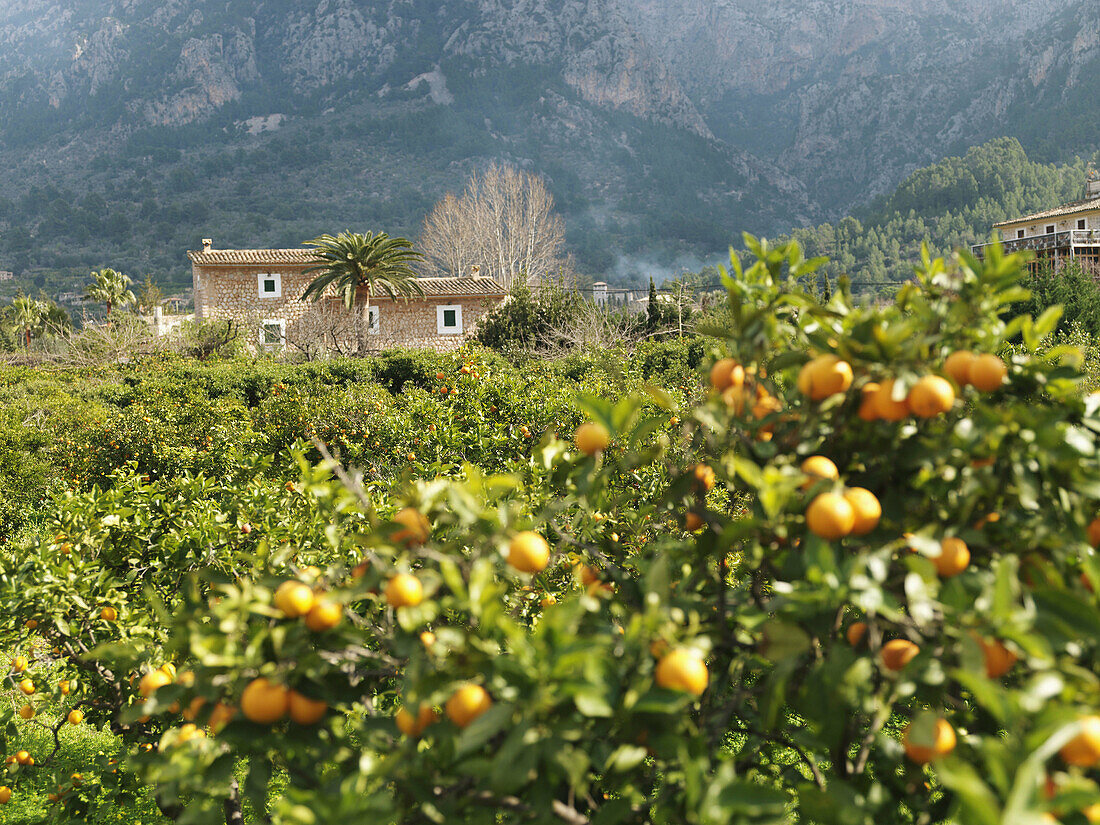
[{"x1": 0, "y1": 0, "x2": 1096, "y2": 293}]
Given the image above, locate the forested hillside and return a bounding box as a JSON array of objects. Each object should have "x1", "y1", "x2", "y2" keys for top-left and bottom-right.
[{"x1": 788, "y1": 139, "x2": 1097, "y2": 290}]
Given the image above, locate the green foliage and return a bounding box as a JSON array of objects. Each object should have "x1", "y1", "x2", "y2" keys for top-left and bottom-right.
[
  {"x1": 788, "y1": 138, "x2": 1087, "y2": 291},
  {"x1": 2, "y1": 242, "x2": 1100, "y2": 824},
  {"x1": 474, "y1": 283, "x2": 580, "y2": 353},
  {"x1": 1022, "y1": 260, "x2": 1100, "y2": 337},
  {"x1": 301, "y1": 231, "x2": 425, "y2": 310}
]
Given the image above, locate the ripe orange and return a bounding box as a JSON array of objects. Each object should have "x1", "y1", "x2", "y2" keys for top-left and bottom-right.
[
  {"x1": 240, "y1": 678, "x2": 290, "y2": 724},
  {"x1": 24, "y1": 619, "x2": 36, "y2": 630},
  {"x1": 873, "y1": 379, "x2": 910, "y2": 421},
  {"x1": 752, "y1": 392, "x2": 782, "y2": 420},
  {"x1": 385, "y1": 573, "x2": 423, "y2": 608},
  {"x1": 208, "y1": 702, "x2": 235, "y2": 732},
  {"x1": 574, "y1": 563, "x2": 599, "y2": 586},
  {"x1": 183, "y1": 697, "x2": 206, "y2": 721},
  {"x1": 806, "y1": 493, "x2": 856, "y2": 540},
  {"x1": 655, "y1": 649, "x2": 709, "y2": 696},
  {"x1": 67, "y1": 710, "x2": 83, "y2": 725},
  {"x1": 858, "y1": 382, "x2": 882, "y2": 421},
  {"x1": 17, "y1": 679, "x2": 34, "y2": 696},
  {"x1": 933, "y1": 538, "x2": 970, "y2": 577},
  {"x1": 969, "y1": 354, "x2": 1007, "y2": 392},
  {"x1": 1088, "y1": 517, "x2": 1100, "y2": 548},
  {"x1": 799, "y1": 355, "x2": 854, "y2": 401},
  {"x1": 0, "y1": 786, "x2": 10, "y2": 804},
  {"x1": 392, "y1": 508, "x2": 430, "y2": 545},
  {"x1": 979, "y1": 637, "x2": 1018, "y2": 678},
  {"x1": 14, "y1": 751, "x2": 31, "y2": 766},
  {"x1": 507, "y1": 532, "x2": 551, "y2": 573},
  {"x1": 59, "y1": 680, "x2": 71, "y2": 695},
  {"x1": 944, "y1": 350, "x2": 975, "y2": 386},
  {"x1": 139, "y1": 669, "x2": 172, "y2": 698},
  {"x1": 907, "y1": 375, "x2": 955, "y2": 418},
  {"x1": 903, "y1": 718, "x2": 956, "y2": 763},
  {"x1": 420, "y1": 630, "x2": 436, "y2": 647},
  {"x1": 1060, "y1": 716, "x2": 1100, "y2": 766},
  {"x1": 176, "y1": 723, "x2": 204, "y2": 744},
  {"x1": 11, "y1": 656, "x2": 28, "y2": 673},
  {"x1": 846, "y1": 621, "x2": 867, "y2": 647},
  {"x1": 722, "y1": 384, "x2": 751, "y2": 414},
  {"x1": 843, "y1": 488, "x2": 881, "y2": 535},
  {"x1": 800, "y1": 456, "x2": 839, "y2": 490},
  {"x1": 99, "y1": 606, "x2": 117, "y2": 622},
  {"x1": 710, "y1": 358, "x2": 745, "y2": 391},
  {"x1": 881, "y1": 639, "x2": 920, "y2": 671},
  {"x1": 304, "y1": 600, "x2": 343, "y2": 632},
  {"x1": 446, "y1": 685, "x2": 492, "y2": 728},
  {"x1": 288, "y1": 691, "x2": 327, "y2": 725},
  {"x1": 17, "y1": 705, "x2": 33, "y2": 720},
  {"x1": 396, "y1": 703, "x2": 437, "y2": 737},
  {"x1": 684, "y1": 512, "x2": 704, "y2": 532},
  {"x1": 693, "y1": 464, "x2": 716, "y2": 492},
  {"x1": 575, "y1": 421, "x2": 611, "y2": 455}
]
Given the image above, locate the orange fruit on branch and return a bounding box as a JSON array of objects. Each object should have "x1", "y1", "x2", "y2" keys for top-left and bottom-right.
[
  {"x1": 800, "y1": 456, "x2": 839, "y2": 490},
  {"x1": 1060, "y1": 716, "x2": 1100, "y2": 767},
  {"x1": 385, "y1": 573, "x2": 423, "y2": 608},
  {"x1": 944, "y1": 350, "x2": 975, "y2": 386},
  {"x1": 392, "y1": 508, "x2": 430, "y2": 545},
  {"x1": 446, "y1": 685, "x2": 492, "y2": 728},
  {"x1": 655, "y1": 649, "x2": 709, "y2": 696},
  {"x1": 574, "y1": 422, "x2": 611, "y2": 455},
  {"x1": 240, "y1": 678, "x2": 289, "y2": 725},
  {"x1": 907, "y1": 375, "x2": 955, "y2": 418},
  {"x1": 507, "y1": 531, "x2": 550, "y2": 573},
  {"x1": 288, "y1": 691, "x2": 327, "y2": 725},
  {"x1": 806, "y1": 493, "x2": 856, "y2": 540},
  {"x1": 969, "y1": 354, "x2": 1007, "y2": 392},
  {"x1": 903, "y1": 718, "x2": 956, "y2": 763},
  {"x1": 881, "y1": 639, "x2": 920, "y2": 671}
]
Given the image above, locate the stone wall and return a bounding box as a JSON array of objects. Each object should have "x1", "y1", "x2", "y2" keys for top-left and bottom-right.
[{"x1": 192, "y1": 264, "x2": 499, "y2": 353}]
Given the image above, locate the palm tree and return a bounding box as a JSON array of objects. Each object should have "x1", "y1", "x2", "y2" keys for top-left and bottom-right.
[
  {"x1": 85, "y1": 268, "x2": 136, "y2": 316},
  {"x1": 301, "y1": 231, "x2": 424, "y2": 350},
  {"x1": 11, "y1": 296, "x2": 46, "y2": 349}
]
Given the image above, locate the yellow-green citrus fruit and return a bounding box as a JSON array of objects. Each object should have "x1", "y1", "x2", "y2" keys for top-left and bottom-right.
[
  {"x1": 385, "y1": 573, "x2": 423, "y2": 608},
  {"x1": 446, "y1": 685, "x2": 492, "y2": 728},
  {"x1": 655, "y1": 649, "x2": 709, "y2": 696},
  {"x1": 507, "y1": 532, "x2": 551, "y2": 573},
  {"x1": 575, "y1": 422, "x2": 611, "y2": 455}
]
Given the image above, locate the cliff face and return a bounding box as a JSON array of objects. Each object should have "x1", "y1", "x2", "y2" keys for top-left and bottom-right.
[{"x1": 0, "y1": 0, "x2": 1095, "y2": 279}]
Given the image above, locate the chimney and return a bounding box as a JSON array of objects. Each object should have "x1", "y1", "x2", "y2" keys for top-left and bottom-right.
[
  {"x1": 469, "y1": 264, "x2": 482, "y2": 278},
  {"x1": 201, "y1": 238, "x2": 213, "y2": 252}
]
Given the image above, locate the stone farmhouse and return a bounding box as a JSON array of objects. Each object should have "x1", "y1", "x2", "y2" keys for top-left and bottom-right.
[
  {"x1": 973, "y1": 178, "x2": 1100, "y2": 274},
  {"x1": 187, "y1": 240, "x2": 507, "y2": 353}
]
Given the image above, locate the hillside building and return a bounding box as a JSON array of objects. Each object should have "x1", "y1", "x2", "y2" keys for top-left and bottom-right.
[
  {"x1": 973, "y1": 179, "x2": 1100, "y2": 273},
  {"x1": 188, "y1": 240, "x2": 506, "y2": 354}
]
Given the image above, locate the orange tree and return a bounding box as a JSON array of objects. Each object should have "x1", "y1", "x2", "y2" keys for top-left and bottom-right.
[{"x1": 3, "y1": 238, "x2": 1100, "y2": 823}]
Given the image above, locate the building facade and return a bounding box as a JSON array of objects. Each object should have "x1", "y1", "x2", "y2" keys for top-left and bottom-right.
[
  {"x1": 973, "y1": 179, "x2": 1100, "y2": 273},
  {"x1": 187, "y1": 240, "x2": 507, "y2": 353}
]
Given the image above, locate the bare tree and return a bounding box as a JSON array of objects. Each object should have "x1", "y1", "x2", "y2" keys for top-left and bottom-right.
[
  {"x1": 419, "y1": 164, "x2": 568, "y2": 289},
  {"x1": 287, "y1": 301, "x2": 373, "y2": 360}
]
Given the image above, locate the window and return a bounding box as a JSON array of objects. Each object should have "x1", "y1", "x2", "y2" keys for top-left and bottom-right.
[
  {"x1": 367, "y1": 306, "x2": 379, "y2": 334},
  {"x1": 1017, "y1": 229, "x2": 1025, "y2": 239},
  {"x1": 1045, "y1": 225, "x2": 1055, "y2": 235},
  {"x1": 258, "y1": 272, "x2": 282, "y2": 298},
  {"x1": 436, "y1": 304, "x2": 463, "y2": 335},
  {"x1": 1079, "y1": 219, "x2": 1088, "y2": 230},
  {"x1": 260, "y1": 319, "x2": 285, "y2": 350}
]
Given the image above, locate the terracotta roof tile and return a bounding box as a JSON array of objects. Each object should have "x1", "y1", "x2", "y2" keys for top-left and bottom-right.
[
  {"x1": 187, "y1": 248, "x2": 315, "y2": 265},
  {"x1": 188, "y1": 248, "x2": 507, "y2": 297},
  {"x1": 993, "y1": 199, "x2": 1100, "y2": 228}
]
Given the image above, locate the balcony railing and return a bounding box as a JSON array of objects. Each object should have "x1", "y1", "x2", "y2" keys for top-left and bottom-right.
[{"x1": 971, "y1": 229, "x2": 1100, "y2": 257}]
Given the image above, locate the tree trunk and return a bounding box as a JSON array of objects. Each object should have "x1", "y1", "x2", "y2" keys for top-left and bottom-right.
[
  {"x1": 356, "y1": 286, "x2": 371, "y2": 355},
  {"x1": 224, "y1": 777, "x2": 244, "y2": 825}
]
